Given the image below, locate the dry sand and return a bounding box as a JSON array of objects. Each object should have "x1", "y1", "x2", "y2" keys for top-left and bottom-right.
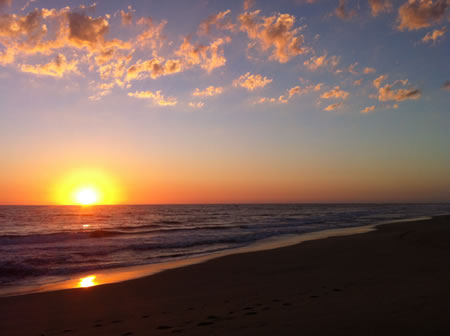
[{"x1": 0, "y1": 215, "x2": 449, "y2": 335}]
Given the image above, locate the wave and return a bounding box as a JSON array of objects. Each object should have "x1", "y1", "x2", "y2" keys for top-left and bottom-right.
[{"x1": 0, "y1": 225, "x2": 242, "y2": 246}]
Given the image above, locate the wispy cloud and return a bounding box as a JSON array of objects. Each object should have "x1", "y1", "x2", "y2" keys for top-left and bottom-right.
[
  {"x1": 20, "y1": 54, "x2": 79, "y2": 78},
  {"x1": 120, "y1": 6, "x2": 135, "y2": 25},
  {"x1": 441, "y1": 80, "x2": 450, "y2": 91},
  {"x1": 422, "y1": 26, "x2": 446, "y2": 44},
  {"x1": 233, "y1": 72, "x2": 272, "y2": 91},
  {"x1": 304, "y1": 54, "x2": 339, "y2": 71},
  {"x1": 369, "y1": 0, "x2": 393, "y2": 17},
  {"x1": 128, "y1": 90, "x2": 178, "y2": 106},
  {"x1": 198, "y1": 10, "x2": 235, "y2": 35},
  {"x1": 363, "y1": 67, "x2": 376, "y2": 74},
  {"x1": 193, "y1": 86, "x2": 223, "y2": 97},
  {"x1": 377, "y1": 80, "x2": 421, "y2": 102},
  {"x1": 238, "y1": 10, "x2": 308, "y2": 63},
  {"x1": 361, "y1": 105, "x2": 376, "y2": 113},
  {"x1": 175, "y1": 36, "x2": 230, "y2": 72},
  {"x1": 324, "y1": 102, "x2": 343, "y2": 111},
  {"x1": 188, "y1": 101, "x2": 205, "y2": 108},
  {"x1": 320, "y1": 86, "x2": 349, "y2": 100},
  {"x1": 373, "y1": 74, "x2": 388, "y2": 89},
  {"x1": 335, "y1": 0, "x2": 357, "y2": 20}
]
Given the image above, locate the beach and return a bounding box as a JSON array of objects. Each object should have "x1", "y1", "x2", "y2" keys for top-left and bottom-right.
[{"x1": 0, "y1": 215, "x2": 449, "y2": 335}]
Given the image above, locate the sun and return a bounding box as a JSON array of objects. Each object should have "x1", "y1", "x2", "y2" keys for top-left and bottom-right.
[
  {"x1": 53, "y1": 168, "x2": 121, "y2": 205},
  {"x1": 78, "y1": 275, "x2": 97, "y2": 288},
  {"x1": 74, "y1": 187, "x2": 99, "y2": 206}
]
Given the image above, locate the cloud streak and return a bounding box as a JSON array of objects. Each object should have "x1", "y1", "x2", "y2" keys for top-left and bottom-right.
[
  {"x1": 128, "y1": 90, "x2": 177, "y2": 106},
  {"x1": 324, "y1": 102, "x2": 343, "y2": 111}
]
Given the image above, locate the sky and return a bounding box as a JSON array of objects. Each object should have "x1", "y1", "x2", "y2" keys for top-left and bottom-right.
[{"x1": 0, "y1": 0, "x2": 449, "y2": 204}]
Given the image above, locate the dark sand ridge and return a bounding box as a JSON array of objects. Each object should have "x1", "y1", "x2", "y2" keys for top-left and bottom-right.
[{"x1": 0, "y1": 215, "x2": 449, "y2": 335}]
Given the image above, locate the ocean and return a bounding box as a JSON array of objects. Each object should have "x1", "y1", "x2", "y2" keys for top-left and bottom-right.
[{"x1": 1, "y1": 203, "x2": 449, "y2": 294}]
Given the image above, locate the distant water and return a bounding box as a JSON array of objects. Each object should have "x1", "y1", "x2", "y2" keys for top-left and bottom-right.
[{"x1": 1, "y1": 204, "x2": 449, "y2": 289}]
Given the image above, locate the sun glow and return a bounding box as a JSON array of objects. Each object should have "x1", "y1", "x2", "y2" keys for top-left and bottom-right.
[
  {"x1": 78, "y1": 275, "x2": 97, "y2": 288},
  {"x1": 53, "y1": 169, "x2": 121, "y2": 205}
]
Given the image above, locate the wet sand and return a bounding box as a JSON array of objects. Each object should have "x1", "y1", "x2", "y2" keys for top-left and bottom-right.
[{"x1": 0, "y1": 215, "x2": 449, "y2": 335}]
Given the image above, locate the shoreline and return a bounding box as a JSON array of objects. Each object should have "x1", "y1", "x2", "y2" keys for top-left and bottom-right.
[
  {"x1": 1, "y1": 214, "x2": 449, "y2": 335},
  {"x1": 0, "y1": 215, "x2": 431, "y2": 297}
]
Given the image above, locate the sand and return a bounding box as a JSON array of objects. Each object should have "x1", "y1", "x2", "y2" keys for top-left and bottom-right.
[{"x1": 0, "y1": 215, "x2": 449, "y2": 335}]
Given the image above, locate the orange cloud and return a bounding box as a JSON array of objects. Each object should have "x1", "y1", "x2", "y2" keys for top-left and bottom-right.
[
  {"x1": 369, "y1": 0, "x2": 393, "y2": 16},
  {"x1": 96, "y1": 52, "x2": 133, "y2": 82},
  {"x1": 188, "y1": 101, "x2": 205, "y2": 108},
  {"x1": 373, "y1": 74, "x2": 388, "y2": 88},
  {"x1": 260, "y1": 82, "x2": 323, "y2": 104},
  {"x1": 377, "y1": 80, "x2": 421, "y2": 102},
  {"x1": 442, "y1": 80, "x2": 450, "y2": 90},
  {"x1": 422, "y1": 26, "x2": 447, "y2": 43},
  {"x1": 335, "y1": 0, "x2": 357, "y2": 20},
  {"x1": 0, "y1": 8, "x2": 49, "y2": 41},
  {"x1": 136, "y1": 17, "x2": 166, "y2": 49},
  {"x1": 244, "y1": 0, "x2": 254, "y2": 11},
  {"x1": 363, "y1": 67, "x2": 376, "y2": 74},
  {"x1": 397, "y1": 0, "x2": 448, "y2": 31},
  {"x1": 233, "y1": 72, "x2": 272, "y2": 91},
  {"x1": 175, "y1": 36, "x2": 230, "y2": 72},
  {"x1": 193, "y1": 86, "x2": 223, "y2": 97},
  {"x1": 238, "y1": 10, "x2": 308, "y2": 63},
  {"x1": 320, "y1": 86, "x2": 349, "y2": 99},
  {"x1": 68, "y1": 12, "x2": 112, "y2": 50},
  {"x1": 303, "y1": 54, "x2": 339, "y2": 71},
  {"x1": 0, "y1": 47, "x2": 15, "y2": 65},
  {"x1": 128, "y1": 90, "x2": 177, "y2": 106},
  {"x1": 120, "y1": 6, "x2": 134, "y2": 25},
  {"x1": 126, "y1": 57, "x2": 182, "y2": 81},
  {"x1": 198, "y1": 10, "x2": 235, "y2": 35},
  {"x1": 353, "y1": 79, "x2": 363, "y2": 86},
  {"x1": 324, "y1": 102, "x2": 343, "y2": 111},
  {"x1": 361, "y1": 105, "x2": 376, "y2": 113},
  {"x1": 20, "y1": 53, "x2": 79, "y2": 77},
  {"x1": 348, "y1": 62, "x2": 359, "y2": 75},
  {"x1": 257, "y1": 97, "x2": 277, "y2": 104}
]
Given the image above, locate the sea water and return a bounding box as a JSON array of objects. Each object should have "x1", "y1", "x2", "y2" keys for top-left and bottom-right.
[{"x1": 1, "y1": 203, "x2": 449, "y2": 292}]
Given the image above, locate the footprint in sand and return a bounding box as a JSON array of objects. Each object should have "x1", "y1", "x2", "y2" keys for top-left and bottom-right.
[
  {"x1": 157, "y1": 325, "x2": 172, "y2": 330},
  {"x1": 245, "y1": 311, "x2": 258, "y2": 316}
]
